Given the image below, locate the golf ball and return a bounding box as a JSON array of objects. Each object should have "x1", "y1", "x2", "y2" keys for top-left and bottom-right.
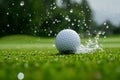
[{"x1": 55, "y1": 29, "x2": 80, "y2": 54}]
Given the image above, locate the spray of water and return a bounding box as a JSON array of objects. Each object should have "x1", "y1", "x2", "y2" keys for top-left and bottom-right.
[{"x1": 76, "y1": 31, "x2": 103, "y2": 54}]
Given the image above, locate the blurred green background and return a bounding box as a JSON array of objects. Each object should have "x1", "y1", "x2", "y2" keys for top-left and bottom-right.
[{"x1": 0, "y1": 0, "x2": 120, "y2": 37}]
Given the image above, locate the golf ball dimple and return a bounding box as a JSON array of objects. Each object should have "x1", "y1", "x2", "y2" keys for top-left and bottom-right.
[{"x1": 55, "y1": 29, "x2": 80, "y2": 54}]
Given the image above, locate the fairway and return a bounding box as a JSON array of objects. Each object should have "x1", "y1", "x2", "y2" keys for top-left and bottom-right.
[{"x1": 0, "y1": 35, "x2": 120, "y2": 80}]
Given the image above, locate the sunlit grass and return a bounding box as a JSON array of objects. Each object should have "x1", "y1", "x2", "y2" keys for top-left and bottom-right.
[{"x1": 0, "y1": 35, "x2": 120, "y2": 80}]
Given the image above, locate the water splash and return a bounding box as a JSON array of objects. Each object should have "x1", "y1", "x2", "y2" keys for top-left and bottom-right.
[{"x1": 76, "y1": 31, "x2": 103, "y2": 54}]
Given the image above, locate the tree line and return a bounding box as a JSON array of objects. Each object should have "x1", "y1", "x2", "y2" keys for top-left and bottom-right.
[{"x1": 0, "y1": 0, "x2": 120, "y2": 37}]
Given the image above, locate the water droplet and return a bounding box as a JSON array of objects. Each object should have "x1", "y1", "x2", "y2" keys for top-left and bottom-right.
[
  {"x1": 53, "y1": 21, "x2": 55, "y2": 24},
  {"x1": 70, "y1": 9, "x2": 73, "y2": 13},
  {"x1": 53, "y1": 6, "x2": 56, "y2": 10},
  {"x1": 65, "y1": 16, "x2": 71, "y2": 22},
  {"x1": 50, "y1": 7, "x2": 53, "y2": 10},
  {"x1": 89, "y1": 20, "x2": 92, "y2": 22},
  {"x1": 88, "y1": 32, "x2": 91, "y2": 36},
  {"x1": 17, "y1": 72, "x2": 24, "y2": 80},
  {"x1": 81, "y1": 10, "x2": 84, "y2": 13},
  {"x1": 20, "y1": 1, "x2": 25, "y2": 6},
  {"x1": 68, "y1": 27, "x2": 71, "y2": 29},
  {"x1": 28, "y1": 14, "x2": 31, "y2": 17},
  {"x1": 45, "y1": 21, "x2": 48, "y2": 24},
  {"x1": 54, "y1": 34, "x2": 57, "y2": 36},
  {"x1": 50, "y1": 30, "x2": 53, "y2": 33},
  {"x1": 71, "y1": 23, "x2": 74, "y2": 26},
  {"x1": 84, "y1": 23, "x2": 87, "y2": 26},
  {"x1": 16, "y1": 13, "x2": 19, "y2": 16},
  {"x1": 68, "y1": 19, "x2": 71, "y2": 22},
  {"x1": 7, "y1": 24, "x2": 10, "y2": 27},
  {"x1": 12, "y1": 3, "x2": 15, "y2": 6},
  {"x1": 65, "y1": 16, "x2": 69, "y2": 20},
  {"x1": 6, "y1": 12, "x2": 9, "y2": 15},
  {"x1": 34, "y1": 30, "x2": 37, "y2": 33},
  {"x1": 97, "y1": 31, "x2": 102, "y2": 35},
  {"x1": 83, "y1": 19, "x2": 86, "y2": 22},
  {"x1": 44, "y1": 29, "x2": 46, "y2": 31},
  {"x1": 29, "y1": 19, "x2": 32, "y2": 22},
  {"x1": 55, "y1": 19, "x2": 58, "y2": 22},
  {"x1": 106, "y1": 26, "x2": 109, "y2": 29},
  {"x1": 102, "y1": 32, "x2": 105, "y2": 35},
  {"x1": 74, "y1": 19, "x2": 77, "y2": 21},
  {"x1": 48, "y1": 34, "x2": 51, "y2": 36},
  {"x1": 78, "y1": 20, "x2": 80, "y2": 23},
  {"x1": 103, "y1": 22, "x2": 107, "y2": 25}
]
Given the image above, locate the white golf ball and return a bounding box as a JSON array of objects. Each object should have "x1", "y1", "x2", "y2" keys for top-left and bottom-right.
[{"x1": 55, "y1": 29, "x2": 80, "y2": 54}]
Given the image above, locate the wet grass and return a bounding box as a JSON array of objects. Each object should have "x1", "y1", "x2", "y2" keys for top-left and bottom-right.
[{"x1": 0, "y1": 35, "x2": 120, "y2": 80}]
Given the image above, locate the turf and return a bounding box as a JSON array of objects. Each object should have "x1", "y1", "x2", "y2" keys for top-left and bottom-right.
[{"x1": 0, "y1": 35, "x2": 120, "y2": 80}]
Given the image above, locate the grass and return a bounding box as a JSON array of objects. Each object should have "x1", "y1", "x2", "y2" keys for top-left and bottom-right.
[{"x1": 0, "y1": 35, "x2": 120, "y2": 80}]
